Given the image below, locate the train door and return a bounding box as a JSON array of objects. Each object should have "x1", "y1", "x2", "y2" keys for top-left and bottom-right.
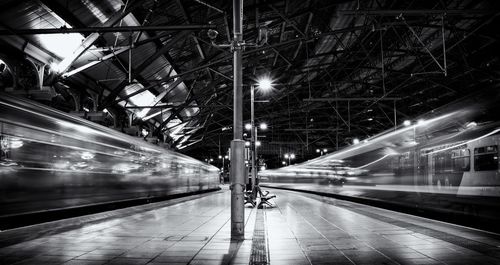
[{"x1": 416, "y1": 150, "x2": 428, "y2": 186}]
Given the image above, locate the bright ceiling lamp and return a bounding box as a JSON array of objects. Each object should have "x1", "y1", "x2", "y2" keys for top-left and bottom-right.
[{"x1": 257, "y1": 76, "x2": 273, "y2": 90}]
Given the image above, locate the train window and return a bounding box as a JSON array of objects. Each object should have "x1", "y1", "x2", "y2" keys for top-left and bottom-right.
[
  {"x1": 474, "y1": 146, "x2": 499, "y2": 171},
  {"x1": 433, "y1": 152, "x2": 452, "y2": 173},
  {"x1": 451, "y1": 149, "x2": 470, "y2": 172}
]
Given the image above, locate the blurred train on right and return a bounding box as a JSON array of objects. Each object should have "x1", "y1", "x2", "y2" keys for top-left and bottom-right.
[{"x1": 260, "y1": 89, "x2": 500, "y2": 230}]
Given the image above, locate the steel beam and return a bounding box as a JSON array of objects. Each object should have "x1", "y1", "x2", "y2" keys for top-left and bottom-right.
[
  {"x1": 99, "y1": 31, "x2": 190, "y2": 109},
  {"x1": 339, "y1": 9, "x2": 491, "y2": 16},
  {"x1": 0, "y1": 25, "x2": 216, "y2": 35},
  {"x1": 303, "y1": 97, "x2": 401, "y2": 102},
  {"x1": 284, "y1": 128, "x2": 341, "y2": 132}
]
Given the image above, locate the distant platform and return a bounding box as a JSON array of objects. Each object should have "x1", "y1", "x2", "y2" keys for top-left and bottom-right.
[{"x1": 1, "y1": 186, "x2": 500, "y2": 265}]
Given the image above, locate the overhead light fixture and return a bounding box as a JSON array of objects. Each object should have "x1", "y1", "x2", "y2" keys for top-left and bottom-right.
[
  {"x1": 353, "y1": 138, "x2": 360, "y2": 144},
  {"x1": 257, "y1": 76, "x2": 273, "y2": 90},
  {"x1": 245, "y1": 123, "x2": 252, "y2": 130},
  {"x1": 403, "y1": 120, "x2": 411, "y2": 126},
  {"x1": 259, "y1": 123, "x2": 267, "y2": 130}
]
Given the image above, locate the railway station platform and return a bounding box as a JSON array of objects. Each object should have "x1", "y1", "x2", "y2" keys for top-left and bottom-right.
[{"x1": 2, "y1": 187, "x2": 500, "y2": 265}]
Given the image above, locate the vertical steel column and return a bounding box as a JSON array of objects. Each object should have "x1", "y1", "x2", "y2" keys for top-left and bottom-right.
[
  {"x1": 230, "y1": 0, "x2": 245, "y2": 240},
  {"x1": 250, "y1": 85, "x2": 256, "y2": 193},
  {"x1": 128, "y1": 35, "x2": 132, "y2": 83},
  {"x1": 255, "y1": 126, "x2": 258, "y2": 180},
  {"x1": 393, "y1": 100, "x2": 397, "y2": 131}
]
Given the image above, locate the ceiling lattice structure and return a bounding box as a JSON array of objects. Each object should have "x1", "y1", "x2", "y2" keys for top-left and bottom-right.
[{"x1": 0, "y1": 0, "x2": 498, "y2": 168}]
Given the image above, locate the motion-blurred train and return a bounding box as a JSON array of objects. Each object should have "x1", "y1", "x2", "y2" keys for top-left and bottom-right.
[
  {"x1": 261, "y1": 89, "x2": 500, "y2": 229},
  {"x1": 0, "y1": 92, "x2": 220, "y2": 219}
]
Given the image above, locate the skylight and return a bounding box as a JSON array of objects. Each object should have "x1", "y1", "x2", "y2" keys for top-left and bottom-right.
[
  {"x1": 123, "y1": 83, "x2": 156, "y2": 118},
  {"x1": 38, "y1": 33, "x2": 85, "y2": 60}
]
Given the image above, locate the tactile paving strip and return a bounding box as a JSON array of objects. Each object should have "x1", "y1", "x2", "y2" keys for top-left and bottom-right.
[{"x1": 250, "y1": 209, "x2": 269, "y2": 265}]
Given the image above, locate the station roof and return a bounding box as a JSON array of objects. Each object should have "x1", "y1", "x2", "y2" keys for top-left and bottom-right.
[{"x1": 0, "y1": 0, "x2": 498, "y2": 166}]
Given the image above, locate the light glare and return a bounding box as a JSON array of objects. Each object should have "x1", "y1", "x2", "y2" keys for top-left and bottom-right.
[{"x1": 257, "y1": 77, "x2": 272, "y2": 90}]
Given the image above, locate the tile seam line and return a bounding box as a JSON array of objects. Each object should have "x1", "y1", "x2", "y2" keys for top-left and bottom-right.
[
  {"x1": 297, "y1": 190, "x2": 500, "y2": 259},
  {"x1": 185, "y1": 207, "x2": 232, "y2": 265},
  {"x1": 284, "y1": 202, "x2": 355, "y2": 265},
  {"x1": 285, "y1": 194, "x2": 404, "y2": 265},
  {"x1": 274, "y1": 201, "x2": 314, "y2": 265},
  {"x1": 314, "y1": 208, "x2": 405, "y2": 265},
  {"x1": 144, "y1": 194, "x2": 229, "y2": 265},
  {"x1": 273, "y1": 186, "x2": 500, "y2": 237},
  {"x1": 319, "y1": 193, "x2": 500, "y2": 249}
]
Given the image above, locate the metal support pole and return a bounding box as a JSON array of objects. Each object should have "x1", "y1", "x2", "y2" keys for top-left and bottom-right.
[
  {"x1": 230, "y1": 0, "x2": 245, "y2": 240},
  {"x1": 393, "y1": 100, "x2": 397, "y2": 131},
  {"x1": 442, "y1": 15, "x2": 447, "y2": 77},
  {"x1": 230, "y1": 140, "x2": 245, "y2": 239},
  {"x1": 128, "y1": 35, "x2": 132, "y2": 83},
  {"x1": 250, "y1": 85, "x2": 256, "y2": 193},
  {"x1": 255, "y1": 126, "x2": 258, "y2": 185},
  {"x1": 380, "y1": 30, "x2": 386, "y2": 95}
]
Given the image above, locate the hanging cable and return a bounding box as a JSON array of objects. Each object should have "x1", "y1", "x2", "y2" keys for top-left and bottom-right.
[{"x1": 380, "y1": 29, "x2": 386, "y2": 95}]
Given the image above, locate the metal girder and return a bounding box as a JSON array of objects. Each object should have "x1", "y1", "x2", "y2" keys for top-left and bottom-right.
[
  {"x1": 62, "y1": 47, "x2": 129, "y2": 77},
  {"x1": 339, "y1": 9, "x2": 491, "y2": 16},
  {"x1": 175, "y1": 0, "x2": 206, "y2": 60},
  {"x1": 124, "y1": 26, "x2": 369, "y2": 88},
  {"x1": 44, "y1": 1, "x2": 145, "y2": 73},
  {"x1": 304, "y1": 97, "x2": 401, "y2": 102},
  {"x1": 284, "y1": 128, "x2": 341, "y2": 132},
  {"x1": 154, "y1": 98, "x2": 196, "y2": 134},
  {"x1": 0, "y1": 25, "x2": 216, "y2": 35},
  {"x1": 268, "y1": 3, "x2": 306, "y2": 38},
  {"x1": 273, "y1": 0, "x2": 288, "y2": 67},
  {"x1": 119, "y1": 78, "x2": 183, "y2": 106},
  {"x1": 37, "y1": 0, "x2": 87, "y2": 29},
  {"x1": 99, "y1": 31, "x2": 190, "y2": 109}
]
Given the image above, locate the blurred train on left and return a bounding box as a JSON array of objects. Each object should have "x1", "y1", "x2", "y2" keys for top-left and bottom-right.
[{"x1": 0, "y1": 92, "x2": 220, "y2": 218}]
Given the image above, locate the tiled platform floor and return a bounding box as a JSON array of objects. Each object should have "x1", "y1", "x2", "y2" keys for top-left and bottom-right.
[{"x1": 2, "y1": 187, "x2": 500, "y2": 264}]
